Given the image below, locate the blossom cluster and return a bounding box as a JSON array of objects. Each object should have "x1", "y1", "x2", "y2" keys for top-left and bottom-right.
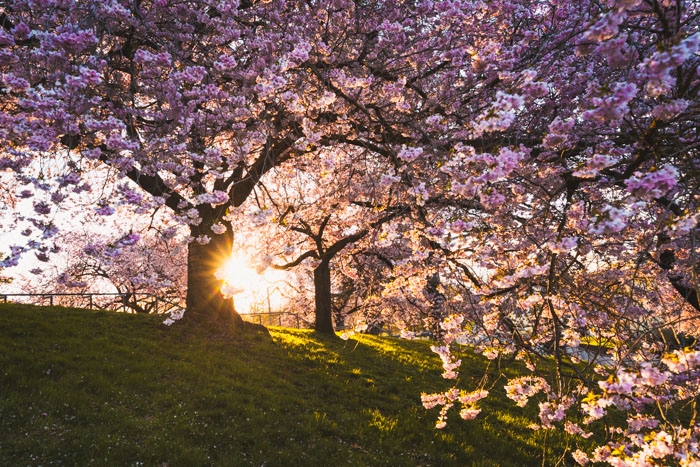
[
  {"x1": 421, "y1": 387, "x2": 489, "y2": 429},
  {"x1": 1, "y1": 1, "x2": 699, "y2": 465}
]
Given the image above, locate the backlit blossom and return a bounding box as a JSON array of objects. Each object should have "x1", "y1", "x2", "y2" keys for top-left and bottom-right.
[
  {"x1": 95, "y1": 205, "x2": 115, "y2": 216},
  {"x1": 505, "y1": 377, "x2": 551, "y2": 407},
  {"x1": 459, "y1": 408, "x2": 481, "y2": 420},
  {"x1": 196, "y1": 191, "x2": 229, "y2": 206},
  {"x1": 163, "y1": 308, "x2": 185, "y2": 326},
  {"x1": 116, "y1": 233, "x2": 140, "y2": 247},
  {"x1": 573, "y1": 154, "x2": 617, "y2": 178},
  {"x1": 571, "y1": 449, "x2": 589, "y2": 465},
  {"x1": 625, "y1": 165, "x2": 678, "y2": 199},
  {"x1": 565, "y1": 421, "x2": 593, "y2": 439},
  {"x1": 397, "y1": 145, "x2": 423, "y2": 162},
  {"x1": 195, "y1": 235, "x2": 211, "y2": 245},
  {"x1": 430, "y1": 345, "x2": 462, "y2": 379},
  {"x1": 211, "y1": 223, "x2": 227, "y2": 235},
  {"x1": 583, "y1": 82, "x2": 637, "y2": 123},
  {"x1": 652, "y1": 99, "x2": 689, "y2": 120},
  {"x1": 33, "y1": 201, "x2": 51, "y2": 215}
]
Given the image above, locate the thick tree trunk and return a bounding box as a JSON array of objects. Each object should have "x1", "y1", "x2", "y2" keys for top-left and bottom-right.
[
  {"x1": 184, "y1": 230, "x2": 244, "y2": 332},
  {"x1": 313, "y1": 260, "x2": 335, "y2": 334}
]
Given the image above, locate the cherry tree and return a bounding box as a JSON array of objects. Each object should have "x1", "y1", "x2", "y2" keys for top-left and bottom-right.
[
  {"x1": 0, "y1": 0, "x2": 326, "y2": 328},
  {"x1": 342, "y1": 211, "x2": 471, "y2": 337},
  {"x1": 401, "y1": 1, "x2": 700, "y2": 464},
  {"x1": 1, "y1": 0, "x2": 699, "y2": 462},
  {"x1": 230, "y1": 146, "x2": 409, "y2": 333},
  {"x1": 21, "y1": 222, "x2": 187, "y2": 314},
  {"x1": 0, "y1": 0, "x2": 496, "y2": 329}
]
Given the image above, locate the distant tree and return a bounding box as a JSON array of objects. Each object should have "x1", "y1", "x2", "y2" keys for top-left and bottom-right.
[
  {"x1": 244, "y1": 148, "x2": 408, "y2": 333},
  {"x1": 22, "y1": 225, "x2": 186, "y2": 314}
]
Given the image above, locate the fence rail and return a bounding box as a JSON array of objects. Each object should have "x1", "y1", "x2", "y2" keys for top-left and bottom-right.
[
  {"x1": 0, "y1": 292, "x2": 307, "y2": 328},
  {"x1": 0, "y1": 292, "x2": 181, "y2": 315},
  {"x1": 241, "y1": 311, "x2": 306, "y2": 328}
]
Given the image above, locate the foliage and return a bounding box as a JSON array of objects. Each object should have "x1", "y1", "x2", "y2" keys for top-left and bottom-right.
[
  {"x1": 0, "y1": 303, "x2": 583, "y2": 466},
  {"x1": 0, "y1": 255, "x2": 11, "y2": 284},
  {"x1": 1, "y1": 0, "x2": 699, "y2": 463},
  {"x1": 234, "y1": 147, "x2": 410, "y2": 331},
  {"x1": 17, "y1": 206, "x2": 187, "y2": 313}
]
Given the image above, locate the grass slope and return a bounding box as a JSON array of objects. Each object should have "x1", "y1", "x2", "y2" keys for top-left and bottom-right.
[{"x1": 0, "y1": 304, "x2": 578, "y2": 466}]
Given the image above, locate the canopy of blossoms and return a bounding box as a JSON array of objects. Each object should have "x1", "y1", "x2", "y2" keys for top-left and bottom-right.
[{"x1": 1, "y1": 0, "x2": 699, "y2": 464}]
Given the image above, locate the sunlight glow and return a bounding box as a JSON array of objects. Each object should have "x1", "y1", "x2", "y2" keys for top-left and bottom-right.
[{"x1": 216, "y1": 254, "x2": 287, "y2": 314}]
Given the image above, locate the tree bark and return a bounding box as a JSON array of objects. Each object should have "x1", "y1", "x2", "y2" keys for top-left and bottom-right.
[
  {"x1": 659, "y1": 246, "x2": 700, "y2": 313},
  {"x1": 184, "y1": 228, "x2": 244, "y2": 332},
  {"x1": 313, "y1": 260, "x2": 335, "y2": 333}
]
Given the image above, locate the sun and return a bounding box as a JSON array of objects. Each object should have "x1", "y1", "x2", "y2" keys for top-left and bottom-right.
[
  {"x1": 216, "y1": 254, "x2": 287, "y2": 313},
  {"x1": 218, "y1": 254, "x2": 260, "y2": 293}
]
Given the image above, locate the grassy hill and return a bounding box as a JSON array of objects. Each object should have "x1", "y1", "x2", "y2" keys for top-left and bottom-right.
[{"x1": 0, "y1": 304, "x2": 579, "y2": 466}]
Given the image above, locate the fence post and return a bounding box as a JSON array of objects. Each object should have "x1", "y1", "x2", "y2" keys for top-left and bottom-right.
[{"x1": 49, "y1": 295, "x2": 53, "y2": 306}]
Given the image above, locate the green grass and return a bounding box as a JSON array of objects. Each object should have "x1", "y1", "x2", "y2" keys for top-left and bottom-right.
[{"x1": 0, "y1": 303, "x2": 585, "y2": 466}]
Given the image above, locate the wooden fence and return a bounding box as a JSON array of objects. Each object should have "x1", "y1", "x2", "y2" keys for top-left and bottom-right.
[
  {"x1": 0, "y1": 292, "x2": 306, "y2": 328},
  {"x1": 0, "y1": 292, "x2": 180, "y2": 315}
]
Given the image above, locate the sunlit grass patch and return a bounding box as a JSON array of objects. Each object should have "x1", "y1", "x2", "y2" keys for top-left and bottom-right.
[{"x1": 0, "y1": 304, "x2": 585, "y2": 466}]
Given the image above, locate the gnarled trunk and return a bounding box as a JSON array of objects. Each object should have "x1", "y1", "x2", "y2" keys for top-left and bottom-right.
[
  {"x1": 185, "y1": 229, "x2": 243, "y2": 331},
  {"x1": 313, "y1": 260, "x2": 335, "y2": 333}
]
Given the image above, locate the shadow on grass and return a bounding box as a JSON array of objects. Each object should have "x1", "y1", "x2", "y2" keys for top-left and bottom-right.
[{"x1": 0, "y1": 304, "x2": 583, "y2": 466}]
